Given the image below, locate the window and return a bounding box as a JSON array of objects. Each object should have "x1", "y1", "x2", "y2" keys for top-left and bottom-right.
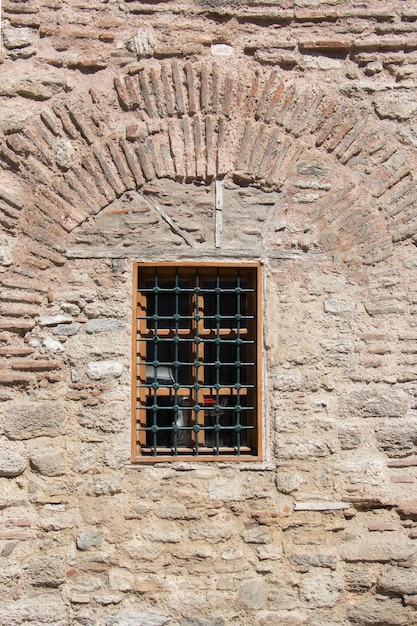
[{"x1": 132, "y1": 263, "x2": 262, "y2": 461}]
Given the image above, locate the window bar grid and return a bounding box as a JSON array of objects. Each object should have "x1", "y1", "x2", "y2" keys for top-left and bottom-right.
[
  {"x1": 172, "y1": 268, "x2": 180, "y2": 454},
  {"x1": 214, "y1": 268, "x2": 221, "y2": 456},
  {"x1": 151, "y1": 270, "x2": 159, "y2": 456},
  {"x1": 194, "y1": 269, "x2": 201, "y2": 456},
  {"x1": 236, "y1": 271, "x2": 242, "y2": 455},
  {"x1": 134, "y1": 264, "x2": 260, "y2": 461}
]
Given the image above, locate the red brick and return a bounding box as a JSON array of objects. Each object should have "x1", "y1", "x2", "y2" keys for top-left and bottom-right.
[
  {"x1": 12, "y1": 360, "x2": 62, "y2": 372},
  {"x1": 0, "y1": 372, "x2": 32, "y2": 385}
]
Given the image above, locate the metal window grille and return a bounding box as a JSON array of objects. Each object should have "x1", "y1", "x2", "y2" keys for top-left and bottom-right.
[{"x1": 132, "y1": 263, "x2": 261, "y2": 461}]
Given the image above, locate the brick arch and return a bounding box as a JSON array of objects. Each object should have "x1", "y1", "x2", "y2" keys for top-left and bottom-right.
[
  {"x1": 0, "y1": 60, "x2": 416, "y2": 359},
  {"x1": 1, "y1": 60, "x2": 415, "y2": 269}
]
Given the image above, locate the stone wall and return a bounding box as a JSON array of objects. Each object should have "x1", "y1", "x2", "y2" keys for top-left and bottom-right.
[{"x1": 1, "y1": 1, "x2": 417, "y2": 625}]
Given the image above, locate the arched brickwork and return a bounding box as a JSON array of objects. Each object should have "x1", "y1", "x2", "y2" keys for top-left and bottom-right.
[{"x1": 1, "y1": 60, "x2": 416, "y2": 385}]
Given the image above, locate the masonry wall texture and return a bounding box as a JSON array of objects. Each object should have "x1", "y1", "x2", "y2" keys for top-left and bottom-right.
[{"x1": 1, "y1": 0, "x2": 417, "y2": 624}]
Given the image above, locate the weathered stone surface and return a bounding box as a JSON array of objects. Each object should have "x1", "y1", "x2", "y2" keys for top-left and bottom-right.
[
  {"x1": 275, "y1": 439, "x2": 330, "y2": 460},
  {"x1": 374, "y1": 92, "x2": 417, "y2": 120},
  {"x1": 86, "y1": 318, "x2": 124, "y2": 333},
  {"x1": 0, "y1": 440, "x2": 27, "y2": 477},
  {"x1": 340, "y1": 386, "x2": 409, "y2": 418},
  {"x1": 0, "y1": 593, "x2": 68, "y2": 625},
  {"x1": 299, "y1": 573, "x2": 341, "y2": 608},
  {"x1": 276, "y1": 471, "x2": 303, "y2": 494},
  {"x1": 375, "y1": 420, "x2": 417, "y2": 456},
  {"x1": 4, "y1": 402, "x2": 64, "y2": 439},
  {"x1": 106, "y1": 611, "x2": 170, "y2": 626},
  {"x1": 234, "y1": 580, "x2": 267, "y2": 610},
  {"x1": 2, "y1": 28, "x2": 33, "y2": 50},
  {"x1": 341, "y1": 535, "x2": 416, "y2": 563},
  {"x1": 52, "y1": 322, "x2": 81, "y2": 336},
  {"x1": 323, "y1": 299, "x2": 355, "y2": 314},
  {"x1": 38, "y1": 314, "x2": 73, "y2": 327},
  {"x1": 338, "y1": 425, "x2": 362, "y2": 450},
  {"x1": 378, "y1": 565, "x2": 417, "y2": 596},
  {"x1": 77, "y1": 529, "x2": 104, "y2": 551},
  {"x1": 292, "y1": 553, "x2": 337, "y2": 571},
  {"x1": 91, "y1": 476, "x2": 122, "y2": 496},
  {"x1": 26, "y1": 554, "x2": 66, "y2": 588},
  {"x1": 87, "y1": 360, "x2": 124, "y2": 380},
  {"x1": 0, "y1": 74, "x2": 66, "y2": 100},
  {"x1": 29, "y1": 444, "x2": 67, "y2": 476},
  {"x1": 347, "y1": 598, "x2": 412, "y2": 625}
]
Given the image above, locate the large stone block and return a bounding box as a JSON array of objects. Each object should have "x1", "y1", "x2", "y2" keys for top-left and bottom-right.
[
  {"x1": 340, "y1": 386, "x2": 409, "y2": 419},
  {"x1": 0, "y1": 593, "x2": 68, "y2": 625},
  {"x1": 26, "y1": 554, "x2": 66, "y2": 588},
  {"x1": 375, "y1": 420, "x2": 417, "y2": 456},
  {"x1": 106, "y1": 611, "x2": 170, "y2": 626},
  {"x1": 341, "y1": 535, "x2": 416, "y2": 563},
  {"x1": 347, "y1": 598, "x2": 412, "y2": 625},
  {"x1": 0, "y1": 440, "x2": 27, "y2": 477},
  {"x1": 4, "y1": 403, "x2": 65, "y2": 440},
  {"x1": 378, "y1": 565, "x2": 417, "y2": 596},
  {"x1": 234, "y1": 579, "x2": 267, "y2": 610}
]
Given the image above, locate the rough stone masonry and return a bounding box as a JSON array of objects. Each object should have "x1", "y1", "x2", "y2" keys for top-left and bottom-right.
[{"x1": 1, "y1": 0, "x2": 417, "y2": 624}]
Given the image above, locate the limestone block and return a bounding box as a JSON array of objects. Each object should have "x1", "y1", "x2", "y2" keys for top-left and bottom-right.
[
  {"x1": 375, "y1": 420, "x2": 417, "y2": 456},
  {"x1": 126, "y1": 31, "x2": 155, "y2": 58},
  {"x1": 0, "y1": 593, "x2": 68, "y2": 625},
  {"x1": 106, "y1": 611, "x2": 170, "y2": 626},
  {"x1": 104, "y1": 433, "x2": 130, "y2": 469},
  {"x1": 52, "y1": 322, "x2": 81, "y2": 336},
  {"x1": 87, "y1": 360, "x2": 124, "y2": 380},
  {"x1": 2, "y1": 28, "x2": 33, "y2": 49},
  {"x1": 26, "y1": 554, "x2": 66, "y2": 588},
  {"x1": 0, "y1": 440, "x2": 27, "y2": 477},
  {"x1": 256, "y1": 544, "x2": 283, "y2": 561},
  {"x1": 55, "y1": 139, "x2": 75, "y2": 170},
  {"x1": 324, "y1": 299, "x2": 356, "y2": 314},
  {"x1": 142, "y1": 521, "x2": 185, "y2": 543},
  {"x1": 0, "y1": 557, "x2": 20, "y2": 588},
  {"x1": 29, "y1": 444, "x2": 67, "y2": 477},
  {"x1": 293, "y1": 553, "x2": 337, "y2": 574},
  {"x1": 340, "y1": 386, "x2": 409, "y2": 419},
  {"x1": 275, "y1": 438, "x2": 330, "y2": 460},
  {"x1": 0, "y1": 233, "x2": 16, "y2": 266},
  {"x1": 42, "y1": 337, "x2": 65, "y2": 354},
  {"x1": 38, "y1": 314, "x2": 73, "y2": 327},
  {"x1": 378, "y1": 565, "x2": 417, "y2": 595},
  {"x1": 86, "y1": 318, "x2": 124, "y2": 333},
  {"x1": 347, "y1": 598, "x2": 412, "y2": 625},
  {"x1": 91, "y1": 476, "x2": 122, "y2": 496},
  {"x1": 258, "y1": 612, "x2": 307, "y2": 626},
  {"x1": 189, "y1": 523, "x2": 234, "y2": 543},
  {"x1": 336, "y1": 458, "x2": 385, "y2": 486},
  {"x1": 341, "y1": 535, "x2": 416, "y2": 563},
  {"x1": 0, "y1": 74, "x2": 66, "y2": 100},
  {"x1": 242, "y1": 526, "x2": 272, "y2": 544},
  {"x1": 276, "y1": 471, "x2": 303, "y2": 494},
  {"x1": 4, "y1": 402, "x2": 64, "y2": 440},
  {"x1": 234, "y1": 579, "x2": 267, "y2": 610},
  {"x1": 78, "y1": 404, "x2": 125, "y2": 433},
  {"x1": 70, "y1": 572, "x2": 103, "y2": 593},
  {"x1": 208, "y1": 475, "x2": 244, "y2": 501},
  {"x1": 338, "y1": 425, "x2": 362, "y2": 450},
  {"x1": 299, "y1": 573, "x2": 342, "y2": 608},
  {"x1": 373, "y1": 92, "x2": 417, "y2": 120},
  {"x1": 109, "y1": 567, "x2": 135, "y2": 592},
  {"x1": 180, "y1": 618, "x2": 225, "y2": 626},
  {"x1": 77, "y1": 529, "x2": 104, "y2": 551}
]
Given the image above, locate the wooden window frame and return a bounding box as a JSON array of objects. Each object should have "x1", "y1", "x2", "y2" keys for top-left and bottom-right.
[{"x1": 131, "y1": 262, "x2": 262, "y2": 462}]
